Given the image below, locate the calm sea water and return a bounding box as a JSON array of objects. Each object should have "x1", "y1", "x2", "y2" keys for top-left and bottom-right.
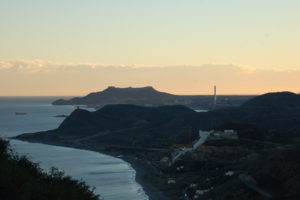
[{"x1": 0, "y1": 97, "x2": 148, "y2": 200}]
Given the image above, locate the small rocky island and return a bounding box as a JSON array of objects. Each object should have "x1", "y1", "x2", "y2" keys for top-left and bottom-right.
[{"x1": 17, "y1": 92, "x2": 300, "y2": 200}]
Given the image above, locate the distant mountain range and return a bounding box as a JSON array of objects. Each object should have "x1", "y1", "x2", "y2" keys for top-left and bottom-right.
[
  {"x1": 17, "y1": 92, "x2": 300, "y2": 148},
  {"x1": 52, "y1": 86, "x2": 253, "y2": 109}
]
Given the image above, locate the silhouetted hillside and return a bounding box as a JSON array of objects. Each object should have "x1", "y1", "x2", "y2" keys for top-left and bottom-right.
[
  {"x1": 211, "y1": 105, "x2": 300, "y2": 141},
  {"x1": 17, "y1": 92, "x2": 300, "y2": 149},
  {"x1": 209, "y1": 92, "x2": 300, "y2": 140},
  {"x1": 53, "y1": 86, "x2": 179, "y2": 106},
  {"x1": 17, "y1": 105, "x2": 199, "y2": 148},
  {"x1": 52, "y1": 86, "x2": 253, "y2": 108},
  {"x1": 242, "y1": 92, "x2": 300, "y2": 107},
  {"x1": 0, "y1": 139, "x2": 100, "y2": 200}
]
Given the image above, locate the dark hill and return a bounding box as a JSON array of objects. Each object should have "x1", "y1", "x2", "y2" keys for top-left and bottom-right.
[
  {"x1": 242, "y1": 92, "x2": 300, "y2": 107},
  {"x1": 58, "y1": 104, "x2": 195, "y2": 134},
  {"x1": 16, "y1": 105, "x2": 199, "y2": 148},
  {"x1": 210, "y1": 92, "x2": 300, "y2": 139},
  {"x1": 52, "y1": 86, "x2": 254, "y2": 108},
  {"x1": 211, "y1": 105, "x2": 300, "y2": 140},
  {"x1": 17, "y1": 92, "x2": 300, "y2": 149},
  {"x1": 53, "y1": 86, "x2": 179, "y2": 106}
]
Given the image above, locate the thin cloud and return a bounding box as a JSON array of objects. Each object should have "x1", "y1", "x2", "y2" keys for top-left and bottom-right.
[
  {"x1": 0, "y1": 60, "x2": 254, "y2": 72},
  {"x1": 0, "y1": 59, "x2": 299, "y2": 95},
  {"x1": 0, "y1": 61, "x2": 13, "y2": 69}
]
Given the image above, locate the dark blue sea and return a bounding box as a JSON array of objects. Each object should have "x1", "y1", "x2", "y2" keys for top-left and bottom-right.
[{"x1": 0, "y1": 97, "x2": 148, "y2": 200}]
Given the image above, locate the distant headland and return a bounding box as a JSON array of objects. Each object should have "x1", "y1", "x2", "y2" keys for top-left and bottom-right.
[{"x1": 52, "y1": 86, "x2": 254, "y2": 109}]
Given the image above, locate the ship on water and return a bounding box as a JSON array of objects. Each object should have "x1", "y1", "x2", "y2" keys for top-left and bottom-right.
[{"x1": 15, "y1": 112, "x2": 27, "y2": 115}]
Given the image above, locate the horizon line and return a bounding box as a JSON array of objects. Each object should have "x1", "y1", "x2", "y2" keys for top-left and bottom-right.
[{"x1": 0, "y1": 93, "x2": 279, "y2": 97}]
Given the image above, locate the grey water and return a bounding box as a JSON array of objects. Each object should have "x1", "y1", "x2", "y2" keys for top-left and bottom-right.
[{"x1": 0, "y1": 97, "x2": 148, "y2": 200}]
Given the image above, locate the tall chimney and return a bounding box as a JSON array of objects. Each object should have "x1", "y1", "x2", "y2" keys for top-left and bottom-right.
[{"x1": 213, "y1": 85, "x2": 217, "y2": 107}]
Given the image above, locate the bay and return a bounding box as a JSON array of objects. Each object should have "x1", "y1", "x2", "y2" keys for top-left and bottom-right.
[{"x1": 0, "y1": 97, "x2": 148, "y2": 200}]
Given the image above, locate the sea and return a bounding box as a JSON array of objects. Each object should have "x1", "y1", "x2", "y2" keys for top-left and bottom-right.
[{"x1": 0, "y1": 97, "x2": 148, "y2": 200}]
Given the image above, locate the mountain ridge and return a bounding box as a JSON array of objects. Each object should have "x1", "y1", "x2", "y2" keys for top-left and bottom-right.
[
  {"x1": 242, "y1": 91, "x2": 300, "y2": 107},
  {"x1": 53, "y1": 86, "x2": 179, "y2": 106},
  {"x1": 52, "y1": 86, "x2": 254, "y2": 108},
  {"x1": 17, "y1": 91, "x2": 300, "y2": 148}
]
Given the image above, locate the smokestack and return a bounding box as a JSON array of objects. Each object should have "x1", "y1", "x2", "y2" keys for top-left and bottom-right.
[{"x1": 213, "y1": 85, "x2": 217, "y2": 107}]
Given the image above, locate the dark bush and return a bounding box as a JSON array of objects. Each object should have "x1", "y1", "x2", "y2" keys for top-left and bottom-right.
[{"x1": 0, "y1": 139, "x2": 100, "y2": 200}]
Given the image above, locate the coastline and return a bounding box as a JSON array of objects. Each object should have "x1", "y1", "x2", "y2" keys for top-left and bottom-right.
[{"x1": 11, "y1": 139, "x2": 171, "y2": 200}]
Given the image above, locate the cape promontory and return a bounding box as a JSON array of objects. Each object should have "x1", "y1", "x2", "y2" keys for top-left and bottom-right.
[
  {"x1": 53, "y1": 86, "x2": 178, "y2": 106},
  {"x1": 52, "y1": 86, "x2": 253, "y2": 108}
]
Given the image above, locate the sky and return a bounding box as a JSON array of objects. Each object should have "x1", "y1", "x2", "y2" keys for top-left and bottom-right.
[{"x1": 1, "y1": 0, "x2": 300, "y2": 95}]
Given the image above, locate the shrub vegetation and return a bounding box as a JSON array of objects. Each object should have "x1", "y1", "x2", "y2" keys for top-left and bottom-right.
[{"x1": 0, "y1": 139, "x2": 100, "y2": 200}]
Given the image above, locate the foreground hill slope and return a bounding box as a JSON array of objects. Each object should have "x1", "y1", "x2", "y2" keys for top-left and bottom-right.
[
  {"x1": 244, "y1": 147, "x2": 300, "y2": 199},
  {"x1": 0, "y1": 139, "x2": 99, "y2": 200}
]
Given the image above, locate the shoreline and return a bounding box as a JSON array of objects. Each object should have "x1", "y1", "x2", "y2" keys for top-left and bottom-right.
[{"x1": 11, "y1": 139, "x2": 171, "y2": 200}]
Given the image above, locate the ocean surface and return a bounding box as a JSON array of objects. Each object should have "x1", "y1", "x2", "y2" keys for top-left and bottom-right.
[{"x1": 0, "y1": 97, "x2": 148, "y2": 200}]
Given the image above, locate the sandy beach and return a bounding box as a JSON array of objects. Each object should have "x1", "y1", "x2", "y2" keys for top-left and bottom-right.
[{"x1": 121, "y1": 155, "x2": 171, "y2": 200}]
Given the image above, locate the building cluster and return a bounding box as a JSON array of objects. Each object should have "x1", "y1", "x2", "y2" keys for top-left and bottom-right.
[
  {"x1": 159, "y1": 129, "x2": 238, "y2": 168},
  {"x1": 205, "y1": 129, "x2": 238, "y2": 140}
]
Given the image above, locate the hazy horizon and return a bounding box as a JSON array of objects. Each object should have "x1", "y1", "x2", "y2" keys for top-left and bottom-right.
[{"x1": 0, "y1": 84, "x2": 297, "y2": 97}]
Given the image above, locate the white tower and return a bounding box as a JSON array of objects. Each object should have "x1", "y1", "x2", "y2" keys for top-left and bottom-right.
[{"x1": 213, "y1": 85, "x2": 217, "y2": 107}]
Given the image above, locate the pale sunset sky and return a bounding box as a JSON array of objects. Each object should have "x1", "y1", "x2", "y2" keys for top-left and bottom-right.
[{"x1": 1, "y1": 0, "x2": 299, "y2": 95}]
